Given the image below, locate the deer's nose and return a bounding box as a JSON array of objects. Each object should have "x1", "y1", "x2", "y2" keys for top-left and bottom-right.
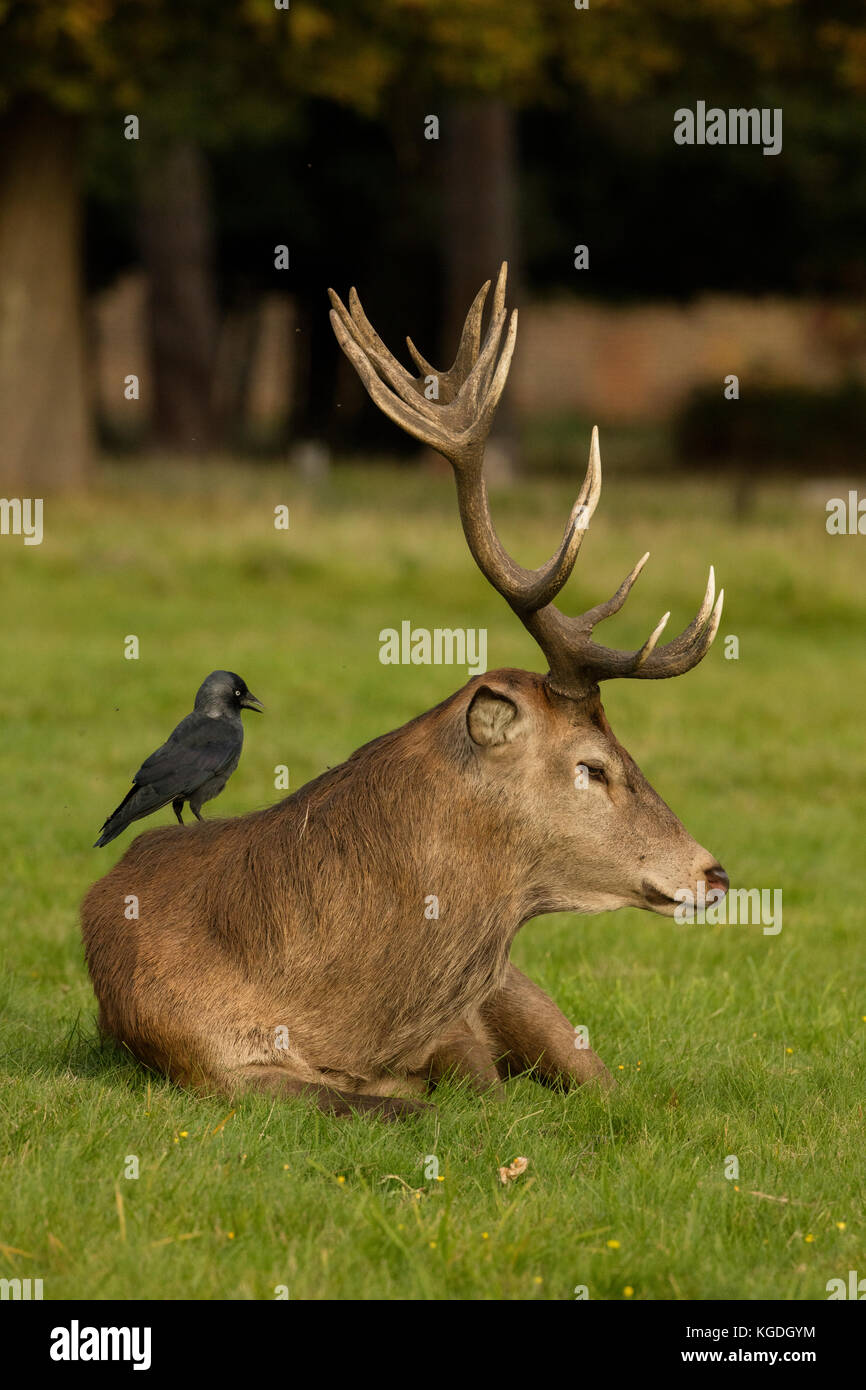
[{"x1": 704, "y1": 864, "x2": 729, "y2": 895}]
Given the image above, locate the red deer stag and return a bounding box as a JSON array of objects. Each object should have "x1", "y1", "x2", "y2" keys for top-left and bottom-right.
[{"x1": 81, "y1": 265, "x2": 727, "y2": 1119}]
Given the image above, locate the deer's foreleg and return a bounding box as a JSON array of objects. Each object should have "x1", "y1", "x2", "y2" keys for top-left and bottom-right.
[
  {"x1": 424, "y1": 1018, "x2": 504, "y2": 1096},
  {"x1": 227, "y1": 1065, "x2": 433, "y2": 1120},
  {"x1": 482, "y1": 964, "x2": 613, "y2": 1091}
]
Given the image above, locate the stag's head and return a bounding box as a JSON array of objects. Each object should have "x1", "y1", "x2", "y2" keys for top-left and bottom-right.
[{"x1": 329, "y1": 265, "x2": 728, "y2": 917}]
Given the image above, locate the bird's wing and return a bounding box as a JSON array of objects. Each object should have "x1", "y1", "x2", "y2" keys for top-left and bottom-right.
[{"x1": 132, "y1": 713, "x2": 242, "y2": 799}]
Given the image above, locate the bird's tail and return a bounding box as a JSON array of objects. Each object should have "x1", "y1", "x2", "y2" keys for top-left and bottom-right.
[{"x1": 94, "y1": 784, "x2": 167, "y2": 847}]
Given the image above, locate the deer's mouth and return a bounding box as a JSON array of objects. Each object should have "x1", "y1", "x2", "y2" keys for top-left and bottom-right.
[{"x1": 640, "y1": 881, "x2": 680, "y2": 910}]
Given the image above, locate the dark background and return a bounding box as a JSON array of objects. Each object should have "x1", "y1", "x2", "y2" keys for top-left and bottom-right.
[{"x1": 1, "y1": 0, "x2": 865, "y2": 485}]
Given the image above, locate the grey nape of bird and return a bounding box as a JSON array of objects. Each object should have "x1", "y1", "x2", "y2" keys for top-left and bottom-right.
[{"x1": 94, "y1": 670, "x2": 263, "y2": 848}]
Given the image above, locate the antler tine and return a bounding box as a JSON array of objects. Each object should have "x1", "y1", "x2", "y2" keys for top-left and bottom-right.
[
  {"x1": 614, "y1": 567, "x2": 721, "y2": 680},
  {"x1": 641, "y1": 566, "x2": 716, "y2": 665},
  {"x1": 635, "y1": 586, "x2": 724, "y2": 679},
  {"x1": 332, "y1": 297, "x2": 445, "y2": 425},
  {"x1": 329, "y1": 307, "x2": 452, "y2": 453},
  {"x1": 576, "y1": 548, "x2": 650, "y2": 632},
  {"x1": 346, "y1": 287, "x2": 420, "y2": 394},
  {"x1": 632, "y1": 610, "x2": 671, "y2": 672},
  {"x1": 329, "y1": 276, "x2": 516, "y2": 453},
  {"x1": 455, "y1": 418, "x2": 602, "y2": 612},
  {"x1": 467, "y1": 262, "x2": 511, "y2": 403},
  {"x1": 473, "y1": 304, "x2": 518, "y2": 441},
  {"x1": 405, "y1": 262, "x2": 511, "y2": 405},
  {"x1": 460, "y1": 305, "x2": 507, "y2": 414},
  {"x1": 406, "y1": 275, "x2": 492, "y2": 394},
  {"x1": 525, "y1": 422, "x2": 603, "y2": 603},
  {"x1": 331, "y1": 276, "x2": 519, "y2": 464},
  {"x1": 543, "y1": 568, "x2": 722, "y2": 692},
  {"x1": 490, "y1": 260, "x2": 508, "y2": 324},
  {"x1": 329, "y1": 289, "x2": 442, "y2": 424}
]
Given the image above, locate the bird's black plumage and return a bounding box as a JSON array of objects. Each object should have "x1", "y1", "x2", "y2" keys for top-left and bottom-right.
[{"x1": 94, "y1": 670, "x2": 263, "y2": 847}]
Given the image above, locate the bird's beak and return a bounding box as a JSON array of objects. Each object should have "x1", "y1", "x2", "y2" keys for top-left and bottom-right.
[{"x1": 241, "y1": 692, "x2": 264, "y2": 712}]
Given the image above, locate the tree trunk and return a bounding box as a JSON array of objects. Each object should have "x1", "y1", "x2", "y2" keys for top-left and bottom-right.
[
  {"x1": 0, "y1": 99, "x2": 91, "y2": 491},
  {"x1": 442, "y1": 100, "x2": 520, "y2": 476},
  {"x1": 139, "y1": 142, "x2": 219, "y2": 453}
]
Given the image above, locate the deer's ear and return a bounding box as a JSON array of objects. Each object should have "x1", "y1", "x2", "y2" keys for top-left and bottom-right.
[{"x1": 467, "y1": 686, "x2": 521, "y2": 747}]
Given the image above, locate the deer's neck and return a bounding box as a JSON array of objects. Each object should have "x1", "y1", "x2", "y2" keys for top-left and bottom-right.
[{"x1": 267, "y1": 727, "x2": 535, "y2": 1059}]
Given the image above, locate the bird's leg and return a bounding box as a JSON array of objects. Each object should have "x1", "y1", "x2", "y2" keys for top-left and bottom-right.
[
  {"x1": 172, "y1": 798, "x2": 185, "y2": 825},
  {"x1": 191, "y1": 807, "x2": 204, "y2": 822}
]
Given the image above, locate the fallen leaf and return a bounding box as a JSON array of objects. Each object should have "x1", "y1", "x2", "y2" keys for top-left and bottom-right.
[{"x1": 499, "y1": 1156, "x2": 529, "y2": 1185}]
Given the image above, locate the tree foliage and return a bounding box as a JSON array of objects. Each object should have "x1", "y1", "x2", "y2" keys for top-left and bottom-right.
[{"x1": 3, "y1": 1, "x2": 863, "y2": 134}]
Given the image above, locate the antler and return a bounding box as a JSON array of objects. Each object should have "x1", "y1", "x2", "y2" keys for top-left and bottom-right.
[{"x1": 329, "y1": 264, "x2": 723, "y2": 699}]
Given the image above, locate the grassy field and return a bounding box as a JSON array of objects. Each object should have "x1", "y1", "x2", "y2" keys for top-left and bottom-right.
[{"x1": 1, "y1": 456, "x2": 864, "y2": 1301}]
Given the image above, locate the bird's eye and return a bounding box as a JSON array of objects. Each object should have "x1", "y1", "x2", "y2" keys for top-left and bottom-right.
[{"x1": 234, "y1": 689, "x2": 241, "y2": 697}]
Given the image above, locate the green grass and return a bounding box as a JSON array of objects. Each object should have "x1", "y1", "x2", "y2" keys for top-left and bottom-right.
[{"x1": 1, "y1": 458, "x2": 864, "y2": 1301}]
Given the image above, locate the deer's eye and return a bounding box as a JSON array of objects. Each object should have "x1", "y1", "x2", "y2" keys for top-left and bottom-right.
[{"x1": 585, "y1": 764, "x2": 608, "y2": 784}]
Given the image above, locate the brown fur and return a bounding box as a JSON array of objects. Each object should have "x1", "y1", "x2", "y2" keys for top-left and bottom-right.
[{"x1": 81, "y1": 669, "x2": 724, "y2": 1117}]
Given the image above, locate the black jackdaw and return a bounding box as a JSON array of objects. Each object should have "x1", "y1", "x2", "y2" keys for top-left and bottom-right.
[{"x1": 94, "y1": 670, "x2": 263, "y2": 847}]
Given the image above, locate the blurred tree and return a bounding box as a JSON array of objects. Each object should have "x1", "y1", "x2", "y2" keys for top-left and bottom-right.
[
  {"x1": 0, "y1": 96, "x2": 90, "y2": 489},
  {"x1": 0, "y1": 0, "x2": 293, "y2": 483},
  {"x1": 139, "y1": 142, "x2": 218, "y2": 453},
  {"x1": 441, "y1": 100, "x2": 520, "y2": 474},
  {"x1": 1, "y1": 0, "x2": 865, "y2": 483}
]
